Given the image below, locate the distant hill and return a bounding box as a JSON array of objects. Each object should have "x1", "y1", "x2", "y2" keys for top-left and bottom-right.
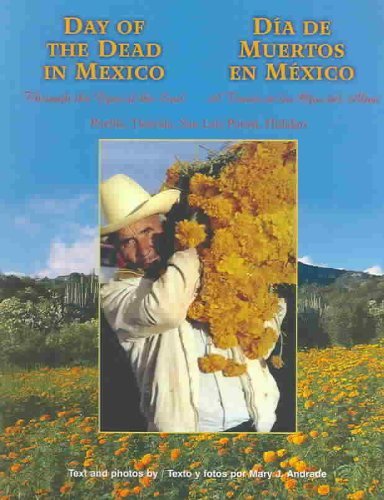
[
  {"x1": 0, "y1": 272, "x2": 98, "y2": 304},
  {"x1": 2, "y1": 266, "x2": 383, "y2": 349},
  {"x1": 298, "y1": 262, "x2": 370, "y2": 286},
  {"x1": 298, "y1": 263, "x2": 384, "y2": 348}
]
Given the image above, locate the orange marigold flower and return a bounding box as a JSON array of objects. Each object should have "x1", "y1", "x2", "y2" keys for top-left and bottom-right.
[
  {"x1": 10, "y1": 463, "x2": 22, "y2": 473},
  {"x1": 218, "y1": 437, "x2": 229, "y2": 445},
  {"x1": 59, "y1": 483, "x2": 73, "y2": 494},
  {"x1": 190, "y1": 461, "x2": 201, "y2": 469},
  {"x1": 189, "y1": 173, "x2": 219, "y2": 197},
  {"x1": 288, "y1": 456, "x2": 300, "y2": 467},
  {"x1": 263, "y1": 451, "x2": 277, "y2": 463},
  {"x1": 198, "y1": 354, "x2": 227, "y2": 373},
  {"x1": 271, "y1": 355, "x2": 284, "y2": 369},
  {"x1": 140, "y1": 476, "x2": 152, "y2": 488},
  {"x1": 118, "y1": 489, "x2": 131, "y2": 498},
  {"x1": 170, "y1": 449, "x2": 181, "y2": 460},
  {"x1": 222, "y1": 360, "x2": 247, "y2": 377},
  {"x1": 114, "y1": 448, "x2": 128, "y2": 456},
  {"x1": 165, "y1": 163, "x2": 181, "y2": 188},
  {"x1": 295, "y1": 460, "x2": 307, "y2": 472},
  {"x1": 175, "y1": 220, "x2": 206, "y2": 249},
  {"x1": 134, "y1": 460, "x2": 145, "y2": 471},
  {"x1": 318, "y1": 485, "x2": 330, "y2": 496},
  {"x1": 214, "y1": 334, "x2": 238, "y2": 350},
  {"x1": 291, "y1": 434, "x2": 307, "y2": 445},
  {"x1": 216, "y1": 254, "x2": 249, "y2": 277},
  {"x1": 309, "y1": 431, "x2": 319, "y2": 438},
  {"x1": 80, "y1": 439, "x2": 92, "y2": 445},
  {"x1": 284, "y1": 478, "x2": 297, "y2": 490},
  {"x1": 169, "y1": 142, "x2": 296, "y2": 377},
  {"x1": 141, "y1": 454, "x2": 153, "y2": 466},
  {"x1": 347, "y1": 492, "x2": 365, "y2": 500},
  {"x1": 34, "y1": 489, "x2": 51, "y2": 496}
]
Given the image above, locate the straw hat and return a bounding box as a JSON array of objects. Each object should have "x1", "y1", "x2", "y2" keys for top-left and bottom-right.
[{"x1": 101, "y1": 174, "x2": 180, "y2": 236}]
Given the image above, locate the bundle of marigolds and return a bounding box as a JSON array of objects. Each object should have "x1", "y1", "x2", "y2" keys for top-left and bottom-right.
[{"x1": 164, "y1": 141, "x2": 296, "y2": 376}]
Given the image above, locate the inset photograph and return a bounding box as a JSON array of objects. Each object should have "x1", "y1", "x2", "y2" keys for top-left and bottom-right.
[{"x1": 99, "y1": 140, "x2": 297, "y2": 432}]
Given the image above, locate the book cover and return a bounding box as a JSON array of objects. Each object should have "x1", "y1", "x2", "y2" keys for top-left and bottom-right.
[{"x1": 1, "y1": 1, "x2": 382, "y2": 498}]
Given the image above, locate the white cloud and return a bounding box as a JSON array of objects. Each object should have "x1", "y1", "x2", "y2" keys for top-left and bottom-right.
[
  {"x1": 298, "y1": 256, "x2": 328, "y2": 267},
  {"x1": 364, "y1": 265, "x2": 383, "y2": 276},
  {"x1": 2, "y1": 271, "x2": 26, "y2": 277},
  {"x1": 298, "y1": 255, "x2": 314, "y2": 265},
  {"x1": 36, "y1": 226, "x2": 98, "y2": 278}
]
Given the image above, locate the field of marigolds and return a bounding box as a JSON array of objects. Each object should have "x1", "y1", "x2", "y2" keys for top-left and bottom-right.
[{"x1": 1, "y1": 343, "x2": 383, "y2": 500}]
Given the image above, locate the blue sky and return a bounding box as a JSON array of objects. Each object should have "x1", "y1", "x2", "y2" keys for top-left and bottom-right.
[{"x1": 1, "y1": 0, "x2": 383, "y2": 277}]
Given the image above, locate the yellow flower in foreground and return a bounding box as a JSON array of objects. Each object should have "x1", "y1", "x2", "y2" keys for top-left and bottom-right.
[
  {"x1": 295, "y1": 460, "x2": 307, "y2": 472},
  {"x1": 59, "y1": 483, "x2": 73, "y2": 494},
  {"x1": 284, "y1": 478, "x2": 297, "y2": 490},
  {"x1": 118, "y1": 489, "x2": 131, "y2": 498},
  {"x1": 263, "y1": 451, "x2": 277, "y2": 463},
  {"x1": 140, "y1": 476, "x2": 152, "y2": 488},
  {"x1": 141, "y1": 453, "x2": 153, "y2": 466},
  {"x1": 10, "y1": 463, "x2": 22, "y2": 473},
  {"x1": 218, "y1": 437, "x2": 229, "y2": 445},
  {"x1": 288, "y1": 456, "x2": 299, "y2": 467},
  {"x1": 347, "y1": 491, "x2": 365, "y2": 500},
  {"x1": 318, "y1": 485, "x2": 330, "y2": 496},
  {"x1": 170, "y1": 448, "x2": 181, "y2": 460},
  {"x1": 291, "y1": 434, "x2": 307, "y2": 445}
]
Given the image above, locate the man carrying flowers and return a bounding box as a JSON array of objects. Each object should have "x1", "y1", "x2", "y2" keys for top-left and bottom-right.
[{"x1": 100, "y1": 163, "x2": 288, "y2": 432}]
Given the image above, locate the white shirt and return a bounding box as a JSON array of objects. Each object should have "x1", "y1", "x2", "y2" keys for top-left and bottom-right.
[
  {"x1": 194, "y1": 326, "x2": 250, "y2": 431},
  {"x1": 101, "y1": 249, "x2": 286, "y2": 432}
]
